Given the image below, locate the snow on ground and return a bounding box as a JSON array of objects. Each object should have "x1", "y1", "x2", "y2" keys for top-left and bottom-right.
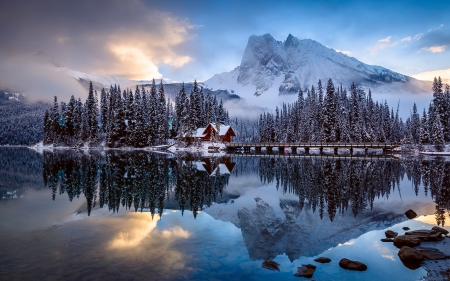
[{"x1": 168, "y1": 141, "x2": 227, "y2": 157}]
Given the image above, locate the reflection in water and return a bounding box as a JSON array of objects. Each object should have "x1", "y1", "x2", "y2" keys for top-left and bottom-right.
[
  {"x1": 42, "y1": 151, "x2": 231, "y2": 218},
  {"x1": 40, "y1": 150, "x2": 450, "y2": 224}
]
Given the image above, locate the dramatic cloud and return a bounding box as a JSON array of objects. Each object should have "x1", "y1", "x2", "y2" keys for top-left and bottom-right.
[
  {"x1": 0, "y1": 0, "x2": 196, "y2": 100},
  {"x1": 420, "y1": 45, "x2": 448, "y2": 53}
]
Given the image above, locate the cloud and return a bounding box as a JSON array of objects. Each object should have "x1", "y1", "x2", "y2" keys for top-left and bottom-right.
[
  {"x1": 428, "y1": 24, "x2": 444, "y2": 32},
  {"x1": 420, "y1": 45, "x2": 448, "y2": 53},
  {"x1": 414, "y1": 33, "x2": 424, "y2": 40},
  {"x1": 378, "y1": 36, "x2": 392, "y2": 43},
  {"x1": 411, "y1": 68, "x2": 450, "y2": 84},
  {"x1": 401, "y1": 37, "x2": 411, "y2": 42},
  {"x1": 369, "y1": 36, "x2": 394, "y2": 54},
  {"x1": 0, "y1": 0, "x2": 197, "y2": 99},
  {"x1": 336, "y1": 50, "x2": 352, "y2": 56}
]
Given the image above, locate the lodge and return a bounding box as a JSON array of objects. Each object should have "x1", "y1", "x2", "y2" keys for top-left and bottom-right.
[{"x1": 181, "y1": 122, "x2": 236, "y2": 143}]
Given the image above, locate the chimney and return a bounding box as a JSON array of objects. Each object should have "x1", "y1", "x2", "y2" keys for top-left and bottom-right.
[{"x1": 216, "y1": 122, "x2": 220, "y2": 132}]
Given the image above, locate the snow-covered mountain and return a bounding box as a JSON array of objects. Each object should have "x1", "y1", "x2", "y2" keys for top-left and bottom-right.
[{"x1": 205, "y1": 33, "x2": 430, "y2": 101}]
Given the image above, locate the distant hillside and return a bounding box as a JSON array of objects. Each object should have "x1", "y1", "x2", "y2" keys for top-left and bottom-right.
[{"x1": 0, "y1": 92, "x2": 49, "y2": 145}]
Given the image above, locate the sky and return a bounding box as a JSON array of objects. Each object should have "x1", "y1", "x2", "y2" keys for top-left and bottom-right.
[{"x1": 0, "y1": 0, "x2": 450, "y2": 100}]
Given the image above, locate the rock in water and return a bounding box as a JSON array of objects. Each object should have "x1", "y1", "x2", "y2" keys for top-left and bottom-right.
[
  {"x1": 432, "y1": 226, "x2": 449, "y2": 235},
  {"x1": 385, "y1": 230, "x2": 398, "y2": 238},
  {"x1": 262, "y1": 260, "x2": 280, "y2": 271},
  {"x1": 405, "y1": 230, "x2": 443, "y2": 242},
  {"x1": 393, "y1": 235, "x2": 422, "y2": 248},
  {"x1": 398, "y1": 246, "x2": 424, "y2": 270},
  {"x1": 403, "y1": 227, "x2": 410, "y2": 231},
  {"x1": 314, "y1": 257, "x2": 331, "y2": 263},
  {"x1": 416, "y1": 247, "x2": 449, "y2": 260},
  {"x1": 294, "y1": 264, "x2": 316, "y2": 278},
  {"x1": 381, "y1": 238, "x2": 394, "y2": 242},
  {"x1": 338, "y1": 258, "x2": 367, "y2": 271},
  {"x1": 405, "y1": 209, "x2": 417, "y2": 219}
]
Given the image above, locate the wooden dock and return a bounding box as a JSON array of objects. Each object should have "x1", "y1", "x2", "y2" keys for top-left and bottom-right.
[{"x1": 225, "y1": 142, "x2": 400, "y2": 155}]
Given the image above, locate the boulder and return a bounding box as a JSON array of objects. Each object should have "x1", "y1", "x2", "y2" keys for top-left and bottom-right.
[
  {"x1": 393, "y1": 235, "x2": 421, "y2": 248},
  {"x1": 416, "y1": 247, "x2": 449, "y2": 260},
  {"x1": 432, "y1": 226, "x2": 449, "y2": 235},
  {"x1": 314, "y1": 257, "x2": 331, "y2": 263},
  {"x1": 385, "y1": 230, "x2": 398, "y2": 238},
  {"x1": 294, "y1": 264, "x2": 316, "y2": 278},
  {"x1": 262, "y1": 260, "x2": 280, "y2": 271},
  {"x1": 338, "y1": 258, "x2": 367, "y2": 271},
  {"x1": 398, "y1": 246, "x2": 424, "y2": 270},
  {"x1": 381, "y1": 238, "x2": 394, "y2": 242},
  {"x1": 402, "y1": 227, "x2": 410, "y2": 231},
  {"x1": 405, "y1": 209, "x2": 417, "y2": 219},
  {"x1": 405, "y1": 230, "x2": 443, "y2": 242}
]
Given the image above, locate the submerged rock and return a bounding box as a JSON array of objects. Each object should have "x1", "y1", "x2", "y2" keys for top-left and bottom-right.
[
  {"x1": 294, "y1": 264, "x2": 316, "y2": 278},
  {"x1": 416, "y1": 247, "x2": 449, "y2": 260},
  {"x1": 338, "y1": 258, "x2": 367, "y2": 271},
  {"x1": 432, "y1": 226, "x2": 449, "y2": 235},
  {"x1": 385, "y1": 230, "x2": 398, "y2": 238},
  {"x1": 405, "y1": 209, "x2": 417, "y2": 219},
  {"x1": 402, "y1": 227, "x2": 410, "y2": 231},
  {"x1": 381, "y1": 238, "x2": 394, "y2": 242},
  {"x1": 398, "y1": 246, "x2": 424, "y2": 270},
  {"x1": 394, "y1": 235, "x2": 422, "y2": 248},
  {"x1": 314, "y1": 257, "x2": 331, "y2": 263},
  {"x1": 262, "y1": 260, "x2": 280, "y2": 271}
]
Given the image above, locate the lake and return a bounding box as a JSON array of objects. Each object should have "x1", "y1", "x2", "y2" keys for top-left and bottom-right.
[{"x1": 0, "y1": 148, "x2": 449, "y2": 281}]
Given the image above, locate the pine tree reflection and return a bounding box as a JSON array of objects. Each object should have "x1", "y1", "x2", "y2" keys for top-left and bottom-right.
[{"x1": 41, "y1": 151, "x2": 450, "y2": 223}]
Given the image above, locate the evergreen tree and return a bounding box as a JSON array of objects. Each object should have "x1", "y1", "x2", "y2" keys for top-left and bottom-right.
[
  {"x1": 321, "y1": 78, "x2": 338, "y2": 142},
  {"x1": 420, "y1": 109, "x2": 430, "y2": 145},
  {"x1": 432, "y1": 113, "x2": 445, "y2": 151}
]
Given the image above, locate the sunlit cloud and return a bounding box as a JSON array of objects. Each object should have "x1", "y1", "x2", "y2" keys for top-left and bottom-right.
[
  {"x1": 420, "y1": 45, "x2": 448, "y2": 53},
  {"x1": 336, "y1": 49, "x2": 352, "y2": 56},
  {"x1": 411, "y1": 68, "x2": 450, "y2": 84},
  {"x1": 378, "y1": 36, "x2": 392, "y2": 43}
]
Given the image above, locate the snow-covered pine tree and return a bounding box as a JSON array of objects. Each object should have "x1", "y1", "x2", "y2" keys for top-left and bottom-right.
[
  {"x1": 131, "y1": 86, "x2": 147, "y2": 147},
  {"x1": 157, "y1": 80, "x2": 168, "y2": 145},
  {"x1": 50, "y1": 96, "x2": 60, "y2": 145},
  {"x1": 100, "y1": 88, "x2": 108, "y2": 137},
  {"x1": 43, "y1": 109, "x2": 52, "y2": 145},
  {"x1": 321, "y1": 78, "x2": 338, "y2": 142},
  {"x1": 431, "y1": 113, "x2": 445, "y2": 151},
  {"x1": 420, "y1": 108, "x2": 430, "y2": 145},
  {"x1": 411, "y1": 103, "x2": 420, "y2": 144},
  {"x1": 148, "y1": 79, "x2": 158, "y2": 145},
  {"x1": 86, "y1": 83, "x2": 99, "y2": 146}
]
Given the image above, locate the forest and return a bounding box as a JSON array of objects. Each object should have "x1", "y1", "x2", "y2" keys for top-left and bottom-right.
[
  {"x1": 253, "y1": 77, "x2": 450, "y2": 151},
  {"x1": 43, "y1": 80, "x2": 229, "y2": 147}
]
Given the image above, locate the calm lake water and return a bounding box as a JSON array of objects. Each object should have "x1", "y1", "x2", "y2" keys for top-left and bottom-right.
[{"x1": 0, "y1": 148, "x2": 449, "y2": 281}]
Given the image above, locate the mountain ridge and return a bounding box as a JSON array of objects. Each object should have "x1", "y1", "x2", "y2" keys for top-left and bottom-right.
[{"x1": 205, "y1": 33, "x2": 429, "y2": 98}]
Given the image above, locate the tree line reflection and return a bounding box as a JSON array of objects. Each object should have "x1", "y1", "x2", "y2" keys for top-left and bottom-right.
[
  {"x1": 43, "y1": 151, "x2": 231, "y2": 218},
  {"x1": 42, "y1": 151, "x2": 450, "y2": 224}
]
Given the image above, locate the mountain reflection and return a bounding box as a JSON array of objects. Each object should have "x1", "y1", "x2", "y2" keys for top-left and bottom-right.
[{"x1": 40, "y1": 151, "x2": 450, "y2": 223}]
